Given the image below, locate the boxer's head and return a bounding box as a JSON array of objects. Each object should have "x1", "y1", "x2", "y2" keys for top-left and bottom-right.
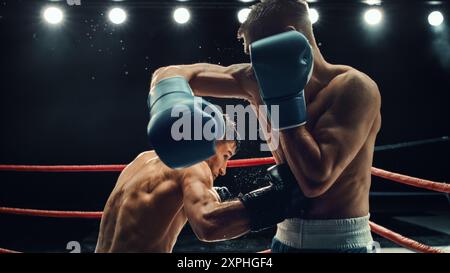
[
  {"x1": 237, "y1": 0, "x2": 313, "y2": 54},
  {"x1": 206, "y1": 115, "x2": 240, "y2": 180}
]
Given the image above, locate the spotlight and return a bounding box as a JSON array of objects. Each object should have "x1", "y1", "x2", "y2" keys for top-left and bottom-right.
[
  {"x1": 108, "y1": 7, "x2": 127, "y2": 25},
  {"x1": 237, "y1": 8, "x2": 251, "y2": 24},
  {"x1": 173, "y1": 7, "x2": 191, "y2": 24},
  {"x1": 309, "y1": 8, "x2": 319, "y2": 24},
  {"x1": 43, "y1": 6, "x2": 63, "y2": 25},
  {"x1": 428, "y1": 11, "x2": 444, "y2": 27},
  {"x1": 364, "y1": 8, "x2": 383, "y2": 26},
  {"x1": 364, "y1": 0, "x2": 382, "y2": 5}
]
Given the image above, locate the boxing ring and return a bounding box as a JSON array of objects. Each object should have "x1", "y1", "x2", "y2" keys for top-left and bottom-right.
[{"x1": 0, "y1": 155, "x2": 448, "y2": 254}]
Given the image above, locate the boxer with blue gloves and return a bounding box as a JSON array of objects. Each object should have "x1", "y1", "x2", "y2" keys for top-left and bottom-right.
[{"x1": 128, "y1": 0, "x2": 381, "y2": 253}]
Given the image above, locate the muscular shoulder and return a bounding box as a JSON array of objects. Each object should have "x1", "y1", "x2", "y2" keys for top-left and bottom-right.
[
  {"x1": 331, "y1": 69, "x2": 381, "y2": 112},
  {"x1": 181, "y1": 162, "x2": 214, "y2": 188}
]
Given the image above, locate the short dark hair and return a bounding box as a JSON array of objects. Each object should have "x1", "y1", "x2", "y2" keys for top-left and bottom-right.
[
  {"x1": 220, "y1": 114, "x2": 241, "y2": 153},
  {"x1": 238, "y1": 0, "x2": 310, "y2": 42}
]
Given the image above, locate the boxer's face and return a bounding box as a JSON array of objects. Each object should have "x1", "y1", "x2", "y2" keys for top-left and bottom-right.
[{"x1": 206, "y1": 141, "x2": 237, "y2": 180}]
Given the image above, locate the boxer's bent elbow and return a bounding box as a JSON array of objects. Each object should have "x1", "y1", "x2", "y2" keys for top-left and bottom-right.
[
  {"x1": 195, "y1": 228, "x2": 219, "y2": 242},
  {"x1": 151, "y1": 65, "x2": 187, "y2": 87},
  {"x1": 152, "y1": 66, "x2": 174, "y2": 79},
  {"x1": 299, "y1": 173, "x2": 333, "y2": 198},
  {"x1": 301, "y1": 184, "x2": 328, "y2": 198},
  {"x1": 190, "y1": 218, "x2": 222, "y2": 242},
  {"x1": 292, "y1": 165, "x2": 333, "y2": 198},
  {"x1": 304, "y1": 165, "x2": 333, "y2": 186},
  {"x1": 191, "y1": 207, "x2": 233, "y2": 242},
  {"x1": 152, "y1": 66, "x2": 166, "y2": 78},
  {"x1": 150, "y1": 66, "x2": 167, "y2": 88}
]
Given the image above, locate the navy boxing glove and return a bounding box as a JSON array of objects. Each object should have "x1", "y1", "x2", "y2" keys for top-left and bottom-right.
[{"x1": 239, "y1": 164, "x2": 310, "y2": 232}]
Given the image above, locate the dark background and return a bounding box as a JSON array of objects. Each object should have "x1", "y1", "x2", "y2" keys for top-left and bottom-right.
[{"x1": 0, "y1": 0, "x2": 449, "y2": 252}]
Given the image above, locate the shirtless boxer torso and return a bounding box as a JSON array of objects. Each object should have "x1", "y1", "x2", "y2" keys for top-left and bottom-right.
[
  {"x1": 96, "y1": 151, "x2": 187, "y2": 252},
  {"x1": 96, "y1": 139, "x2": 243, "y2": 253}
]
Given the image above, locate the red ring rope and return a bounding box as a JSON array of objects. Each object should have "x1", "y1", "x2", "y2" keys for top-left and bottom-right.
[
  {"x1": 0, "y1": 157, "x2": 448, "y2": 193},
  {"x1": 371, "y1": 167, "x2": 450, "y2": 193},
  {"x1": 0, "y1": 248, "x2": 20, "y2": 254},
  {"x1": 227, "y1": 157, "x2": 275, "y2": 168},
  {"x1": 0, "y1": 158, "x2": 272, "y2": 172},
  {"x1": 369, "y1": 222, "x2": 445, "y2": 253},
  {"x1": 0, "y1": 206, "x2": 444, "y2": 253},
  {"x1": 0, "y1": 207, "x2": 102, "y2": 219},
  {"x1": 0, "y1": 164, "x2": 126, "y2": 172}
]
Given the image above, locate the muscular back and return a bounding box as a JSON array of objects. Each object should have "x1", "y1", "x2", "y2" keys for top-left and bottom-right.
[
  {"x1": 95, "y1": 151, "x2": 187, "y2": 252},
  {"x1": 288, "y1": 67, "x2": 381, "y2": 219},
  {"x1": 306, "y1": 97, "x2": 381, "y2": 218}
]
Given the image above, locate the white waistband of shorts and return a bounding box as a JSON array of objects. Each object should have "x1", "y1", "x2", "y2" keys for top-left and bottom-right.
[{"x1": 274, "y1": 214, "x2": 373, "y2": 250}]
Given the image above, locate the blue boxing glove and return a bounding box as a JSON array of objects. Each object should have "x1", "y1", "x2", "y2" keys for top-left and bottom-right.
[
  {"x1": 250, "y1": 31, "x2": 313, "y2": 130},
  {"x1": 147, "y1": 76, "x2": 225, "y2": 169}
]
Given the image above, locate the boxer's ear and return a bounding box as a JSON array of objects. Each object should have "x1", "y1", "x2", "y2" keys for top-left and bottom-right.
[{"x1": 285, "y1": 25, "x2": 296, "y2": 32}]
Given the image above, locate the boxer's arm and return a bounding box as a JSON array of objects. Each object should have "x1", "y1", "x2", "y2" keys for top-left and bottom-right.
[
  {"x1": 182, "y1": 172, "x2": 250, "y2": 242},
  {"x1": 152, "y1": 64, "x2": 286, "y2": 164},
  {"x1": 151, "y1": 63, "x2": 254, "y2": 100},
  {"x1": 280, "y1": 71, "x2": 381, "y2": 197}
]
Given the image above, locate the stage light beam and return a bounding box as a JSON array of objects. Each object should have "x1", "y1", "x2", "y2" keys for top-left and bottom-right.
[
  {"x1": 364, "y1": 8, "x2": 383, "y2": 26},
  {"x1": 428, "y1": 11, "x2": 444, "y2": 27},
  {"x1": 173, "y1": 7, "x2": 191, "y2": 24},
  {"x1": 108, "y1": 8, "x2": 127, "y2": 25},
  {"x1": 238, "y1": 8, "x2": 251, "y2": 24},
  {"x1": 43, "y1": 7, "x2": 64, "y2": 25},
  {"x1": 309, "y1": 8, "x2": 319, "y2": 24}
]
